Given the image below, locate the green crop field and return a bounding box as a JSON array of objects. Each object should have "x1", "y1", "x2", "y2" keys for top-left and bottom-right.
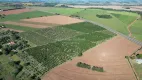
[
  {"x1": 20, "y1": 26, "x2": 83, "y2": 46},
  {"x1": 111, "y1": 13, "x2": 138, "y2": 25},
  {"x1": 0, "y1": 11, "x2": 53, "y2": 22},
  {"x1": 47, "y1": 8, "x2": 83, "y2": 15},
  {"x1": 2, "y1": 24, "x2": 39, "y2": 32},
  {"x1": 24, "y1": 22, "x2": 115, "y2": 73},
  {"x1": 130, "y1": 20, "x2": 142, "y2": 41},
  {"x1": 75, "y1": 9, "x2": 129, "y2": 35},
  {"x1": 0, "y1": 6, "x2": 15, "y2": 9}
]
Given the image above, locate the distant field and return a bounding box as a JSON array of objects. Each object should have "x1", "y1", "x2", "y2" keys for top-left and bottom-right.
[
  {"x1": 47, "y1": 8, "x2": 83, "y2": 15},
  {"x1": 131, "y1": 20, "x2": 142, "y2": 41},
  {"x1": 75, "y1": 9, "x2": 128, "y2": 35},
  {"x1": 0, "y1": 11, "x2": 53, "y2": 21},
  {"x1": 0, "y1": 6, "x2": 15, "y2": 9},
  {"x1": 24, "y1": 22, "x2": 115, "y2": 72}
]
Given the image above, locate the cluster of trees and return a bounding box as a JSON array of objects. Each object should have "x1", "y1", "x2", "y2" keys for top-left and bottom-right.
[
  {"x1": 77, "y1": 62, "x2": 91, "y2": 69},
  {"x1": 137, "y1": 12, "x2": 142, "y2": 19},
  {"x1": 92, "y1": 66, "x2": 104, "y2": 72},
  {"x1": 96, "y1": 14, "x2": 112, "y2": 19},
  {"x1": 77, "y1": 62, "x2": 104, "y2": 72},
  {"x1": 0, "y1": 30, "x2": 30, "y2": 55},
  {"x1": 136, "y1": 54, "x2": 142, "y2": 59},
  {"x1": 0, "y1": 14, "x2": 6, "y2": 19}
]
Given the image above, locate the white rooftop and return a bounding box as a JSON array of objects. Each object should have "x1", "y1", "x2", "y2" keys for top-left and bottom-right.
[{"x1": 136, "y1": 59, "x2": 142, "y2": 64}]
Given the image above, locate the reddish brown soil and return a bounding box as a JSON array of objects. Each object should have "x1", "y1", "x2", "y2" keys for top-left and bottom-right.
[
  {"x1": 42, "y1": 35, "x2": 140, "y2": 80},
  {"x1": 3, "y1": 21, "x2": 51, "y2": 28},
  {"x1": 0, "y1": 9, "x2": 32, "y2": 15},
  {"x1": 22, "y1": 15, "x2": 84, "y2": 25}
]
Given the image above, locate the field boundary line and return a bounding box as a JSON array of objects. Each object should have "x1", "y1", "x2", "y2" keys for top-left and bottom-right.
[
  {"x1": 126, "y1": 57, "x2": 139, "y2": 80},
  {"x1": 127, "y1": 16, "x2": 140, "y2": 37}
]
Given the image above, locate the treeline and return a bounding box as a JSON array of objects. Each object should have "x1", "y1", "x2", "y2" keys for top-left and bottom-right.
[
  {"x1": 76, "y1": 62, "x2": 104, "y2": 72},
  {"x1": 96, "y1": 14, "x2": 112, "y2": 19}
]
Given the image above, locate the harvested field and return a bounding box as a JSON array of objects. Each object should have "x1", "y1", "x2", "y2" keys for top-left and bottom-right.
[
  {"x1": 2, "y1": 21, "x2": 50, "y2": 28},
  {"x1": 22, "y1": 15, "x2": 84, "y2": 25},
  {"x1": 42, "y1": 36, "x2": 140, "y2": 80},
  {"x1": 0, "y1": 8, "x2": 32, "y2": 15}
]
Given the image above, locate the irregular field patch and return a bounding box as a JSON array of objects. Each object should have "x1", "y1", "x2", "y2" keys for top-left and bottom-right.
[
  {"x1": 130, "y1": 20, "x2": 142, "y2": 41},
  {"x1": 24, "y1": 22, "x2": 114, "y2": 74},
  {"x1": 0, "y1": 11, "x2": 53, "y2": 22},
  {"x1": 22, "y1": 15, "x2": 84, "y2": 25},
  {"x1": 2, "y1": 21, "x2": 51, "y2": 28},
  {"x1": 0, "y1": 8, "x2": 32, "y2": 15},
  {"x1": 47, "y1": 8, "x2": 83, "y2": 15},
  {"x1": 75, "y1": 9, "x2": 129, "y2": 35},
  {"x1": 20, "y1": 26, "x2": 83, "y2": 45},
  {"x1": 43, "y1": 36, "x2": 140, "y2": 80}
]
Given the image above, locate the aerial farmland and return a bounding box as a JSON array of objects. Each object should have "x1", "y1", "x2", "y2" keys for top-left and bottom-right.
[{"x1": 0, "y1": 1, "x2": 142, "y2": 80}]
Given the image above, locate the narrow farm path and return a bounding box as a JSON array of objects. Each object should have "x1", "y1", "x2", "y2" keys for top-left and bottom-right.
[{"x1": 127, "y1": 16, "x2": 140, "y2": 37}]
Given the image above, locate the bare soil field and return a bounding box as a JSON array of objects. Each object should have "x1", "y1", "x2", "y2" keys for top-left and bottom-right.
[
  {"x1": 2, "y1": 21, "x2": 51, "y2": 28},
  {"x1": 42, "y1": 35, "x2": 140, "y2": 80},
  {"x1": 22, "y1": 15, "x2": 84, "y2": 25},
  {"x1": 68, "y1": 5, "x2": 142, "y2": 11},
  {"x1": 0, "y1": 9, "x2": 32, "y2": 15}
]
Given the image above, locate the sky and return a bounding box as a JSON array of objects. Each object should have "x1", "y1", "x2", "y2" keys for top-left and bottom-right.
[{"x1": 0, "y1": 0, "x2": 142, "y2": 3}]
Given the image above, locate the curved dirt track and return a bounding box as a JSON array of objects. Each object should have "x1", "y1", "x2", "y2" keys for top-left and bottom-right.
[
  {"x1": 42, "y1": 36, "x2": 140, "y2": 80},
  {"x1": 127, "y1": 17, "x2": 140, "y2": 37}
]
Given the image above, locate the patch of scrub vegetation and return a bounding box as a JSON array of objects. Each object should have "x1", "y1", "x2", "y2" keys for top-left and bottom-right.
[
  {"x1": 24, "y1": 22, "x2": 114, "y2": 73},
  {"x1": 1, "y1": 24, "x2": 38, "y2": 32},
  {"x1": 75, "y1": 9, "x2": 128, "y2": 35},
  {"x1": 20, "y1": 27, "x2": 83, "y2": 45},
  {"x1": 47, "y1": 8, "x2": 83, "y2": 15},
  {"x1": 0, "y1": 11, "x2": 53, "y2": 21},
  {"x1": 77, "y1": 62, "x2": 91, "y2": 69}
]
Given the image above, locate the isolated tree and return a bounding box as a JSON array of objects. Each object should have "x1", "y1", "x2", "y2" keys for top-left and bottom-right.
[{"x1": 138, "y1": 11, "x2": 142, "y2": 19}]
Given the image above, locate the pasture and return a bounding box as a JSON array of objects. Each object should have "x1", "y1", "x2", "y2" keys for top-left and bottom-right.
[
  {"x1": 0, "y1": 11, "x2": 53, "y2": 22},
  {"x1": 130, "y1": 20, "x2": 142, "y2": 41},
  {"x1": 75, "y1": 9, "x2": 129, "y2": 35},
  {"x1": 47, "y1": 8, "x2": 83, "y2": 15},
  {"x1": 24, "y1": 22, "x2": 115, "y2": 73}
]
